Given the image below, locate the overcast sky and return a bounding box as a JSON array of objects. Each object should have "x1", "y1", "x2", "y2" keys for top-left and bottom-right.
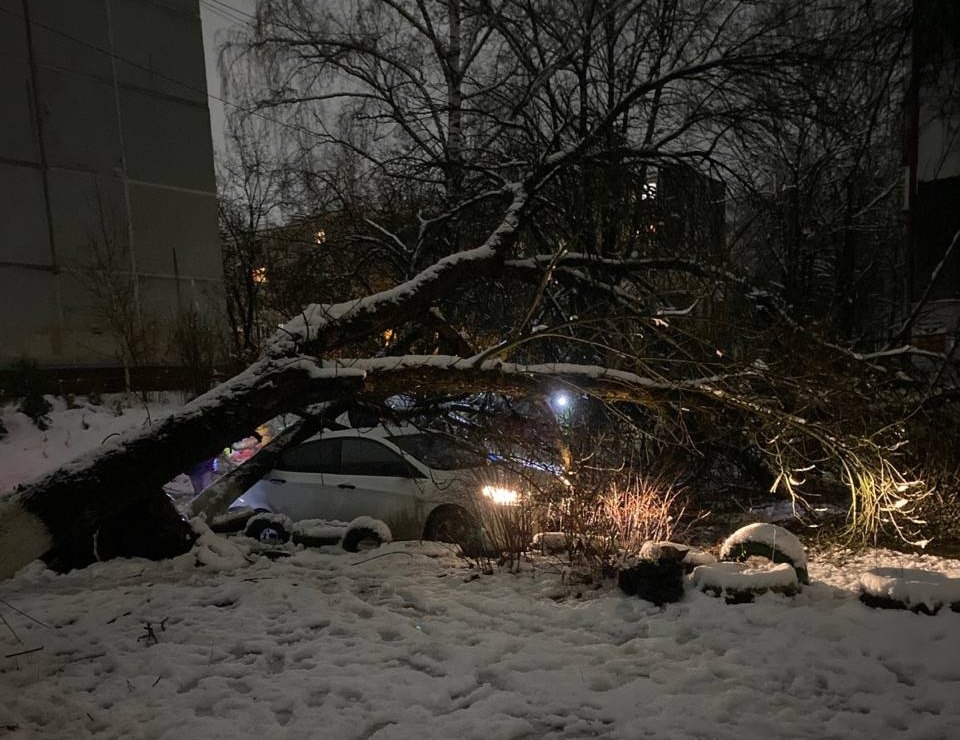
[{"x1": 199, "y1": 0, "x2": 258, "y2": 152}]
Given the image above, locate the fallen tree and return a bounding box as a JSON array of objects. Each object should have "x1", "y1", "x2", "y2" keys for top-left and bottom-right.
[{"x1": 2, "y1": 0, "x2": 951, "y2": 579}]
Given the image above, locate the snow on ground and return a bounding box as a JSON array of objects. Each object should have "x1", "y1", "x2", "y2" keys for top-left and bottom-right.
[
  {"x1": 1, "y1": 541, "x2": 959, "y2": 740},
  {"x1": 0, "y1": 396, "x2": 189, "y2": 495},
  {"x1": 2, "y1": 398, "x2": 960, "y2": 739}
]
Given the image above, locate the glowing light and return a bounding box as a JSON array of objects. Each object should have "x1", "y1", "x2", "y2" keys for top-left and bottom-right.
[
  {"x1": 252, "y1": 266, "x2": 267, "y2": 284},
  {"x1": 553, "y1": 392, "x2": 570, "y2": 409},
  {"x1": 314, "y1": 229, "x2": 327, "y2": 245},
  {"x1": 482, "y1": 485, "x2": 519, "y2": 505}
]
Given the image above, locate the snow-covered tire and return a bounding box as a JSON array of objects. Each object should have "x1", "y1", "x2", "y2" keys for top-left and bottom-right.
[
  {"x1": 720, "y1": 523, "x2": 809, "y2": 585},
  {"x1": 693, "y1": 561, "x2": 799, "y2": 604},
  {"x1": 342, "y1": 517, "x2": 392, "y2": 553},
  {"x1": 342, "y1": 527, "x2": 383, "y2": 552},
  {"x1": 244, "y1": 513, "x2": 292, "y2": 545},
  {"x1": 858, "y1": 568, "x2": 960, "y2": 616}
]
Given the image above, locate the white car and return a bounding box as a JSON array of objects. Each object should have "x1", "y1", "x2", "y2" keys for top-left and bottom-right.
[{"x1": 231, "y1": 426, "x2": 524, "y2": 544}]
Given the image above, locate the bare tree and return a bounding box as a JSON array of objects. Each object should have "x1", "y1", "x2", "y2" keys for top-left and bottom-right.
[
  {"x1": 2, "y1": 0, "x2": 948, "y2": 579},
  {"x1": 75, "y1": 194, "x2": 158, "y2": 396}
]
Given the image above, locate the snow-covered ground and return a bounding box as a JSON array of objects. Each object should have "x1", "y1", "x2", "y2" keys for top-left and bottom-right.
[
  {"x1": 2, "y1": 399, "x2": 960, "y2": 739},
  {"x1": 1, "y1": 540, "x2": 959, "y2": 740},
  {"x1": 0, "y1": 396, "x2": 190, "y2": 495}
]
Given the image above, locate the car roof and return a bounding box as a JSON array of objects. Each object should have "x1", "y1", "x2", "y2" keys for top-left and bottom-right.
[{"x1": 301, "y1": 425, "x2": 428, "y2": 444}]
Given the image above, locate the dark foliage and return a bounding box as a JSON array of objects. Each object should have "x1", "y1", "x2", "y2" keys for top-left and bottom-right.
[
  {"x1": 1, "y1": 358, "x2": 53, "y2": 430},
  {"x1": 617, "y1": 558, "x2": 685, "y2": 605}
]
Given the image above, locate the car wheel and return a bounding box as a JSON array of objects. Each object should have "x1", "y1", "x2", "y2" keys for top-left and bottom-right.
[
  {"x1": 244, "y1": 517, "x2": 291, "y2": 545},
  {"x1": 342, "y1": 527, "x2": 383, "y2": 553},
  {"x1": 424, "y1": 506, "x2": 487, "y2": 556}
]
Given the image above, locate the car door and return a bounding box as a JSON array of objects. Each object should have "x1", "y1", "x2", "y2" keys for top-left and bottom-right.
[
  {"x1": 322, "y1": 437, "x2": 425, "y2": 523},
  {"x1": 256, "y1": 438, "x2": 346, "y2": 521}
]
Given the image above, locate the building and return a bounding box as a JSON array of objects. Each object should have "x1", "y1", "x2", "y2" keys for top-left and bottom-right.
[
  {"x1": 0, "y1": 0, "x2": 222, "y2": 368},
  {"x1": 904, "y1": 0, "x2": 960, "y2": 351}
]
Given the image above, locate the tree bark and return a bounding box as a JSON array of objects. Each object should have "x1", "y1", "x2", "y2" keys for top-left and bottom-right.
[
  {"x1": 0, "y1": 359, "x2": 363, "y2": 579},
  {"x1": 187, "y1": 413, "x2": 328, "y2": 520}
]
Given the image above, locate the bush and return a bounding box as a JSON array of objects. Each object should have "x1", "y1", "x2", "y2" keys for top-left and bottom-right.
[{"x1": 1, "y1": 358, "x2": 53, "y2": 430}]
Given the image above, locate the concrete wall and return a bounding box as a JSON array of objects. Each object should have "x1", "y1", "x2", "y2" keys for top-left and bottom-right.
[{"x1": 0, "y1": 0, "x2": 222, "y2": 366}]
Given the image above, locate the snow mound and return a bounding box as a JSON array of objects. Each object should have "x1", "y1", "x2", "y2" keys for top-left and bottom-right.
[
  {"x1": 190, "y1": 519, "x2": 249, "y2": 571},
  {"x1": 720, "y1": 522, "x2": 808, "y2": 584},
  {"x1": 639, "y1": 540, "x2": 717, "y2": 570},
  {"x1": 292, "y1": 518, "x2": 350, "y2": 540},
  {"x1": 693, "y1": 561, "x2": 799, "y2": 603},
  {"x1": 859, "y1": 567, "x2": 960, "y2": 615}
]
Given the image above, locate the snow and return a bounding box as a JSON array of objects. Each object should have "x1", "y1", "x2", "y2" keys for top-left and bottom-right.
[
  {"x1": 859, "y1": 567, "x2": 960, "y2": 613},
  {"x1": 0, "y1": 396, "x2": 187, "y2": 495},
  {"x1": 2, "y1": 545, "x2": 960, "y2": 739},
  {"x1": 190, "y1": 520, "x2": 249, "y2": 571},
  {"x1": 692, "y1": 561, "x2": 799, "y2": 593},
  {"x1": 346, "y1": 516, "x2": 393, "y2": 543},
  {"x1": 4, "y1": 399, "x2": 960, "y2": 738},
  {"x1": 291, "y1": 519, "x2": 349, "y2": 540},
  {"x1": 639, "y1": 540, "x2": 717, "y2": 567},
  {"x1": 720, "y1": 522, "x2": 808, "y2": 570}
]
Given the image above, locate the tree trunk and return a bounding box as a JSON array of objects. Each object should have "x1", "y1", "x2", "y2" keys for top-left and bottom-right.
[
  {"x1": 187, "y1": 413, "x2": 328, "y2": 520},
  {"x1": 0, "y1": 359, "x2": 363, "y2": 579}
]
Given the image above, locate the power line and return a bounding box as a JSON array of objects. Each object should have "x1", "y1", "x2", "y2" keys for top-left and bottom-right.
[
  {"x1": 200, "y1": 0, "x2": 251, "y2": 26},
  {"x1": 203, "y1": 0, "x2": 257, "y2": 23}
]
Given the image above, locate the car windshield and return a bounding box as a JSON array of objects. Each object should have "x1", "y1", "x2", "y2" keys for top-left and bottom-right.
[{"x1": 388, "y1": 433, "x2": 486, "y2": 471}]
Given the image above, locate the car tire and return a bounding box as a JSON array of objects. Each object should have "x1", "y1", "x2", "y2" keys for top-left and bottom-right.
[
  {"x1": 720, "y1": 523, "x2": 809, "y2": 585},
  {"x1": 423, "y1": 505, "x2": 487, "y2": 556},
  {"x1": 342, "y1": 527, "x2": 383, "y2": 553},
  {"x1": 244, "y1": 517, "x2": 291, "y2": 545}
]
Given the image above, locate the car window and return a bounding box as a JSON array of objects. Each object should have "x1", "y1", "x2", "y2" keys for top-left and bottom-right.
[
  {"x1": 388, "y1": 433, "x2": 486, "y2": 470},
  {"x1": 276, "y1": 439, "x2": 341, "y2": 473},
  {"x1": 340, "y1": 439, "x2": 419, "y2": 478}
]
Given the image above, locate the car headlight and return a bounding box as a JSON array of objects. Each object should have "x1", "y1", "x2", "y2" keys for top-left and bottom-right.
[{"x1": 481, "y1": 485, "x2": 519, "y2": 505}]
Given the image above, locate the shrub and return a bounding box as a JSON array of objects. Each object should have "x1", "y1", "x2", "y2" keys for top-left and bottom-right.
[{"x1": 1, "y1": 358, "x2": 53, "y2": 430}]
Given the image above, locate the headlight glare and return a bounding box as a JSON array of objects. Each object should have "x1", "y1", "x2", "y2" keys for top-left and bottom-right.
[{"x1": 481, "y1": 485, "x2": 519, "y2": 505}]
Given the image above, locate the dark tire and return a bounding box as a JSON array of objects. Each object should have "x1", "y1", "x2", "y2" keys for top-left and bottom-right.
[
  {"x1": 722, "y1": 539, "x2": 809, "y2": 585},
  {"x1": 720, "y1": 524, "x2": 809, "y2": 585},
  {"x1": 423, "y1": 506, "x2": 487, "y2": 556},
  {"x1": 342, "y1": 527, "x2": 383, "y2": 553},
  {"x1": 244, "y1": 518, "x2": 291, "y2": 545}
]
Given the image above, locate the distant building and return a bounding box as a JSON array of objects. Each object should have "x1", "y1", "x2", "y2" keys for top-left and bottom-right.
[
  {"x1": 904, "y1": 0, "x2": 960, "y2": 351},
  {"x1": 0, "y1": 0, "x2": 222, "y2": 367}
]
